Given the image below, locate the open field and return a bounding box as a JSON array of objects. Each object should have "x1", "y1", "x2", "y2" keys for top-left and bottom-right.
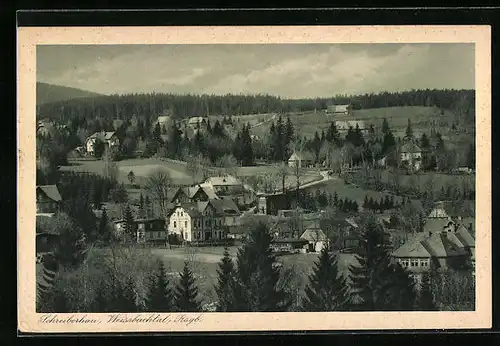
[
  {"x1": 379, "y1": 171, "x2": 475, "y2": 193},
  {"x1": 302, "y1": 176, "x2": 403, "y2": 206},
  {"x1": 148, "y1": 246, "x2": 357, "y2": 304},
  {"x1": 61, "y1": 158, "x2": 323, "y2": 192},
  {"x1": 245, "y1": 106, "x2": 462, "y2": 140}
]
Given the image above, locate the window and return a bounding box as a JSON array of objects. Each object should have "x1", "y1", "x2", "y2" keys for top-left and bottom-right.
[
  {"x1": 410, "y1": 259, "x2": 418, "y2": 267},
  {"x1": 181, "y1": 212, "x2": 184, "y2": 217},
  {"x1": 185, "y1": 221, "x2": 187, "y2": 228},
  {"x1": 174, "y1": 221, "x2": 177, "y2": 228}
]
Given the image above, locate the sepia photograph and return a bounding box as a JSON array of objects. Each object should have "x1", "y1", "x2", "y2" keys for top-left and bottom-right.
[{"x1": 17, "y1": 26, "x2": 491, "y2": 333}]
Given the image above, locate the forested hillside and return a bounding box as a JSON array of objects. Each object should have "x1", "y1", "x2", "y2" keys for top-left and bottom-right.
[
  {"x1": 37, "y1": 88, "x2": 475, "y2": 127},
  {"x1": 37, "y1": 82, "x2": 104, "y2": 105}
]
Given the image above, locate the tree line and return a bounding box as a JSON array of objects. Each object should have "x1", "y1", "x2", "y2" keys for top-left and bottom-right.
[
  {"x1": 38, "y1": 218, "x2": 474, "y2": 313},
  {"x1": 38, "y1": 89, "x2": 474, "y2": 126}
]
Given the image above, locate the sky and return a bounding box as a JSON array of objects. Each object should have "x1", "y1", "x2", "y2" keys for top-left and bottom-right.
[{"x1": 37, "y1": 43, "x2": 475, "y2": 99}]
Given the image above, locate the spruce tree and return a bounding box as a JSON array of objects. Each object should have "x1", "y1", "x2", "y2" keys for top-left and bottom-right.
[
  {"x1": 98, "y1": 207, "x2": 112, "y2": 244},
  {"x1": 92, "y1": 279, "x2": 110, "y2": 312},
  {"x1": 417, "y1": 273, "x2": 437, "y2": 311},
  {"x1": 122, "y1": 204, "x2": 136, "y2": 242},
  {"x1": 348, "y1": 217, "x2": 394, "y2": 311},
  {"x1": 302, "y1": 245, "x2": 350, "y2": 311},
  {"x1": 405, "y1": 119, "x2": 414, "y2": 139},
  {"x1": 232, "y1": 223, "x2": 292, "y2": 312},
  {"x1": 215, "y1": 247, "x2": 237, "y2": 312},
  {"x1": 145, "y1": 261, "x2": 173, "y2": 312},
  {"x1": 174, "y1": 261, "x2": 202, "y2": 312},
  {"x1": 113, "y1": 277, "x2": 139, "y2": 312}
]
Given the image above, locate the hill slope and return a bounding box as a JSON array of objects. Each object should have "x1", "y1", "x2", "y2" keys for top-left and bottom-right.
[{"x1": 36, "y1": 82, "x2": 104, "y2": 105}]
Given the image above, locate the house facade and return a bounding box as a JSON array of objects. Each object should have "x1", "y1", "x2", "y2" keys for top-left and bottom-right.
[
  {"x1": 167, "y1": 199, "x2": 241, "y2": 242},
  {"x1": 85, "y1": 131, "x2": 120, "y2": 156},
  {"x1": 288, "y1": 150, "x2": 315, "y2": 168},
  {"x1": 400, "y1": 141, "x2": 422, "y2": 172},
  {"x1": 136, "y1": 218, "x2": 167, "y2": 244},
  {"x1": 326, "y1": 104, "x2": 352, "y2": 115},
  {"x1": 300, "y1": 228, "x2": 328, "y2": 252},
  {"x1": 270, "y1": 238, "x2": 309, "y2": 253},
  {"x1": 188, "y1": 117, "x2": 206, "y2": 129},
  {"x1": 36, "y1": 185, "x2": 62, "y2": 215}
]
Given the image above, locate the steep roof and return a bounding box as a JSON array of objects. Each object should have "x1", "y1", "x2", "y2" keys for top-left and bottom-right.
[
  {"x1": 328, "y1": 104, "x2": 350, "y2": 112},
  {"x1": 88, "y1": 131, "x2": 116, "y2": 141},
  {"x1": 455, "y1": 224, "x2": 475, "y2": 247},
  {"x1": 423, "y1": 218, "x2": 455, "y2": 234},
  {"x1": 188, "y1": 116, "x2": 205, "y2": 124},
  {"x1": 392, "y1": 236, "x2": 432, "y2": 258},
  {"x1": 422, "y1": 233, "x2": 468, "y2": 257},
  {"x1": 209, "y1": 198, "x2": 241, "y2": 216},
  {"x1": 36, "y1": 185, "x2": 62, "y2": 202},
  {"x1": 301, "y1": 228, "x2": 328, "y2": 242},
  {"x1": 194, "y1": 183, "x2": 219, "y2": 199},
  {"x1": 289, "y1": 150, "x2": 315, "y2": 161},
  {"x1": 400, "y1": 141, "x2": 422, "y2": 153},
  {"x1": 392, "y1": 231, "x2": 468, "y2": 258}
]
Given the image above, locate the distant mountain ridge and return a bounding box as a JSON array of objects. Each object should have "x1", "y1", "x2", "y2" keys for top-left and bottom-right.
[{"x1": 37, "y1": 82, "x2": 104, "y2": 105}]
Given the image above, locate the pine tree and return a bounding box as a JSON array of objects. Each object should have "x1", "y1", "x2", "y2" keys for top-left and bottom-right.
[
  {"x1": 215, "y1": 247, "x2": 237, "y2": 312},
  {"x1": 145, "y1": 261, "x2": 173, "y2": 312},
  {"x1": 112, "y1": 277, "x2": 139, "y2": 312},
  {"x1": 284, "y1": 116, "x2": 294, "y2": 158},
  {"x1": 348, "y1": 217, "x2": 394, "y2": 311},
  {"x1": 92, "y1": 280, "x2": 109, "y2": 312},
  {"x1": 382, "y1": 118, "x2": 390, "y2": 135},
  {"x1": 417, "y1": 273, "x2": 437, "y2": 311},
  {"x1": 333, "y1": 192, "x2": 339, "y2": 207},
  {"x1": 122, "y1": 204, "x2": 136, "y2": 242},
  {"x1": 405, "y1": 119, "x2": 414, "y2": 139},
  {"x1": 302, "y1": 245, "x2": 350, "y2": 311},
  {"x1": 98, "y1": 207, "x2": 112, "y2": 244},
  {"x1": 139, "y1": 193, "x2": 145, "y2": 218},
  {"x1": 174, "y1": 261, "x2": 202, "y2": 312},
  {"x1": 232, "y1": 223, "x2": 292, "y2": 312}
]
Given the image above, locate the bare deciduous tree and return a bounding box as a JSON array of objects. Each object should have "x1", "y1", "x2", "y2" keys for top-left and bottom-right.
[{"x1": 144, "y1": 169, "x2": 172, "y2": 216}]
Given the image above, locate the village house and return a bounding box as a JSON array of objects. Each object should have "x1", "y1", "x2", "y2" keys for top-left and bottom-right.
[
  {"x1": 400, "y1": 141, "x2": 422, "y2": 172},
  {"x1": 112, "y1": 119, "x2": 125, "y2": 130},
  {"x1": 300, "y1": 227, "x2": 328, "y2": 252},
  {"x1": 391, "y1": 202, "x2": 475, "y2": 284},
  {"x1": 155, "y1": 109, "x2": 173, "y2": 129},
  {"x1": 326, "y1": 104, "x2": 352, "y2": 115},
  {"x1": 36, "y1": 120, "x2": 54, "y2": 137},
  {"x1": 166, "y1": 198, "x2": 241, "y2": 242},
  {"x1": 36, "y1": 185, "x2": 62, "y2": 216},
  {"x1": 135, "y1": 218, "x2": 167, "y2": 245},
  {"x1": 171, "y1": 184, "x2": 219, "y2": 204},
  {"x1": 85, "y1": 131, "x2": 120, "y2": 156},
  {"x1": 188, "y1": 116, "x2": 206, "y2": 129},
  {"x1": 270, "y1": 238, "x2": 309, "y2": 254},
  {"x1": 288, "y1": 150, "x2": 315, "y2": 168}
]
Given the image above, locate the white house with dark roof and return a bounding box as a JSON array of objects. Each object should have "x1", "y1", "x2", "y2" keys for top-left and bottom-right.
[
  {"x1": 326, "y1": 104, "x2": 352, "y2": 115},
  {"x1": 288, "y1": 150, "x2": 315, "y2": 168},
  {"x1": 301, "y1": 228, "x2": 328, "y2": 252},
  {"x1": 400, "y1": 141, "x2": 422, "y2": 172},
  {"x1": 85, "y1": 131, "x2": 120, "y2": 155},
  {"x1": 166, "y1": 198, "x2": 241, "y2": 242}
]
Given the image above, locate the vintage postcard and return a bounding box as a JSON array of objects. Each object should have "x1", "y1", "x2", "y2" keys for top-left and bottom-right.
[{"x1": 17, "y1": 25, "x2": 491, "y2": 333}]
